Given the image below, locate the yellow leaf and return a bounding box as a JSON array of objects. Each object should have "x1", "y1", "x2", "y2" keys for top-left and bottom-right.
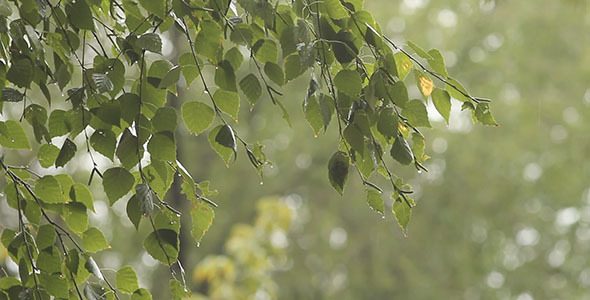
[{"x1": 418, "y1": 75, "x2": 434, "y2": 98}]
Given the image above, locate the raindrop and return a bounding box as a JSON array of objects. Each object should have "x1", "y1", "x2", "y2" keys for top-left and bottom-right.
[
  {"x1": 259, "y1": 181, "x2": 264, "y2": 185},
  {"x1": 196, "y1": 242, "x2": 200, "y2": 248},
  {"x1": 269, "y1": 165, "x2": 274, "y2": 169},
  {"x1": 417, "y1": 169, "x2": 422, "y2": 174},
  {"x1": 176, "y1": 214, "x2": 181, "y2": 217},
  {"x1": 10, "y1": 139, "x2": 14, "y2": 143}
]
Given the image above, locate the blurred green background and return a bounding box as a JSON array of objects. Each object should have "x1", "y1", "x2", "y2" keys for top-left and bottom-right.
[{"x1": 2, "y1": 0, "x2": 589, "y2": 299}]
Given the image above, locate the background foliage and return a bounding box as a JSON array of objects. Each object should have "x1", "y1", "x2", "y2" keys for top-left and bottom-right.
[{"x1": 0, "y1": 0, "x2": 588, "y2": 299}]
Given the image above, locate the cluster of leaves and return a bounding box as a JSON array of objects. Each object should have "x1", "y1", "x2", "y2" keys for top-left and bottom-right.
[{"x1": 0, "y1": 0, "x2": 494, "y2": 298}]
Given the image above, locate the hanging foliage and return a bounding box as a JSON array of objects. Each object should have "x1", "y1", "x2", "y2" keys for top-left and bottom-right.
[{"x1": 0, "y1": 0, "x2": 495, "y2": 298}]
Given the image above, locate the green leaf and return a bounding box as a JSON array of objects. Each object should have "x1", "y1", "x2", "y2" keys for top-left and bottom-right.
[
  {"x1": 182, "y1": 101, "x2": 214, "y2": 135},
  {"x1": 65, "y1": 248, "x2": 80, "y2": 275},
  {"x1": 393, "y1": 198, "x2": 412, "y2": 235},
  {"x1": 151, "y1": 107, "x2": 177, "y2": 132},
  {"x1": 213, "y1": 89, "x2": 240, "y2": 121},
  {"x1": 170, "y1": 279, "x2": 191, "y2": 299},
  {"x1": 475, "y1": 103, "x2": 498, "y2": 126},
  {"x1": 143, "y1": 229, "x2": 179, "y2": 264},
  {"x1": 239, "y1": 74, "x2": 262, "y2": 106},
  {"x1": 253, "y1": 39, "x2": 278, "y2": 64},
  {"x1": 119, "y1": 93, "x2": 140, "y2": 124},
  {"x1": 191, "y1": 202, "x2": 215, "y2": 244},
  {"x1": 132, "y1": 288, "x2": 153, "y2": 300},
  {"x1": 40, "y1": 273, "x2": 69, "y2": 298},
  {"x1": 178, "y1": 162, "x2": 197, "y2": 202},
  {"x1": 402, "y1": 99, "x2": 431, "y2": 128},
  {"x1": 117, "y1": 266, "x2": 139, "y2": 294},
  {"x1": 83, "y1": 227, "x2": 110, "y2": 252},
  {"x1": 229, "y1": 23, "x2": 254, "y2": 46},
  {"x1": 179, "y1": 53, "x2": 200, "y2": 86},
  {"x1": 324, "y1": 0, "x2": 348, "y2": 19},
  {"x1": 24, "y1": 200, "x2": 41, "y2": 226},
  {"x1": 138, "y1": 0, "x2": 165, "y2": 18},
  {"x1": 37, "y1": 144, "x2": 60, "y2": 168},
  {"x1": 343, "y1": 124, "x2": 365, "y2": 155},
  {"x1": 70, "y1": 183, "x2": 95, "y2": 212},
  {"x1": 284, "y1": 53, "x2": 305, "y2": 82},
  {"x1": 377, "y1": 107, "x2": 399, "y2": 140},
  {"x1": 137, "y1": 33, "x2": 162, "y2": 54},
  {"x1": 412, "y1": 133, "x2": 427, "y2": 163},
  {"x1": 280, "y1": 27, "x2": 298, "y2": 57},
  {"x1": 208, "y1": 124, "x2": 236, "y2": 165},
  {"x1": 95, "y1": 57, "x2": 125, "y2": 95},
  {"x1": 48, "y1": 109, "x2": 68, "y2": 138},
  {"x1": 66, "y1": 0, "x2": 95, "y2": 30},
  {"x1": 334, "y1": 70, "x2": 361, "y2": 98},
  {"x1": 224, "y1": 47, "x2": 243, "y2": 71},
  {"x1": 328, "y1": 151, "x2": 349, "y2": 195},
  {"x1": 366, "y1": 189, "x2": 384, "y2": 215},
  {"x1": 96, "y1": 101, "x2": 121, "y2": 127},
  {"x1": 127, "y1": 194, "x2": 142, "y2": 230},
  {"x1": 318, "y1": 94, "x2": 334, "y2": 130},
  {"x1": 0, "y1": 277, "x2": 20, "y2": 290},
  {"x1": 394, "y1": 52, "x2": 413, "y2": 81},
  {"x1": 90, "y1": 129, "x2": 117, "y2": 160},
  {"x1": 65, "y1": 108, "x2": 92, "y2": 138},
  {"x1": 158, "y1": 66, "x2": 181, "y2": 89},
  {"x1": 64, "y1": 202, "x2": 89, "y2": 233},
  {"x1": 23, "y1": 104, "x2": 48, "y2": 143},
  {"x1": 55, "y1": 138, "x2": 77, "y2": 167},
  {"x1": 264, "y1": 62, "x2": 284, "y2": 86},
  {"x1": 36, "y1": 225, "x2": 57, "y2": 250},
  {"x1": 1, "y1": 87, "x2": 24, "y2": 102},
  {"x1": 7, "y1": 57, "x2": 33, "y2": 88},
  {"x1": 366, "y1": 70, "x2": 387, "y2": 107},
  {"x1": 35, "y1": 175, "x2": 66, "y2": 203},
  {"x1": 389, "y1": 81, "x2": 409, "y2": 108},
  {"x1": 148, "y1": 131, "x2": 177, "y2": 161},
  {"x1": 102, "y1": 167, "x2": 135, "y2": 205},
  {"x1": 303, "y1": 94, "x2": 323, "y2": 136},
  {"x1": 116, "y1": 128, "x2": 142, "y2": 169},
  {"x1": 427, "y1": 48, "x2": 448, "y2": 78},
  {"x1": 0, "y1": 120, "x2": 30, "y2": 149},
  {"x1": 195, "y1": 20, "x2": 222, "y2": 63},
  {"x1": 214, "y1": 60, "x2": 237, "y2": 92},
  {"x1": 37, "y1": 247, "x2": 62, "y2": 273},
  {"x1": 407, "y1": 40, "x2": 433, "y2": 60},
  {"x1": 431, "y1": 88, "x2": 451, "y2": 124},
  {"x1": 56, "y1": 174, "x2": 74, "y2": 197},
  {"x1": 390, "y1": 135, "x2": 413, "y2": 165}
]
